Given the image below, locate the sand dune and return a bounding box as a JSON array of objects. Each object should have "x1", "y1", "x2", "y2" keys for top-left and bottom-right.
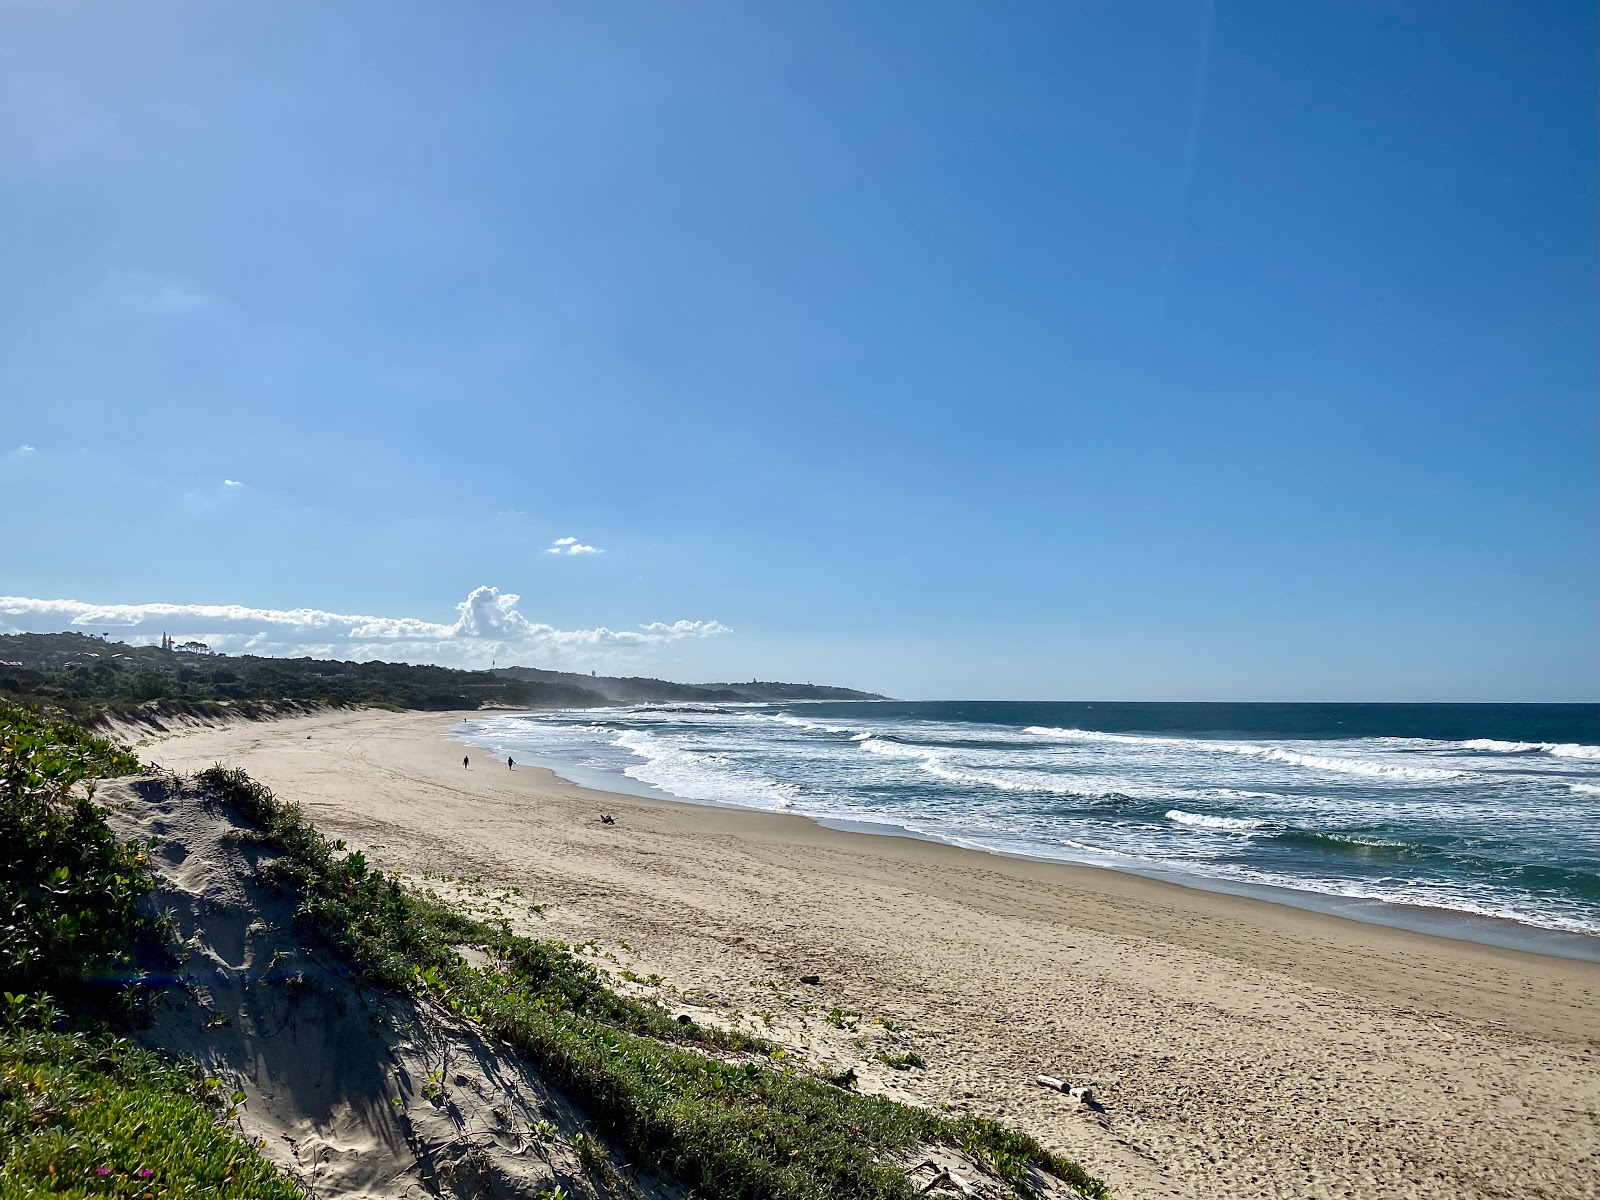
[
  {"x1": 102, "y1": 773, "x2": 628, "y2": 1200},
  {"x1": 133, "y1": 708, "x2": 1600, "y2": 1200}
]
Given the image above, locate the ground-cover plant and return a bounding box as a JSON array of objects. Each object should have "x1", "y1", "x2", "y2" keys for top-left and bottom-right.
[
  {"x1": 0, "y1": 701, "x2": 148, "y2": 1009},
  {"x1": 0, "y1": 704, "x2": 304, "y2": 1198},
  {"x1": 875, "y1": 1051, "x2": 927, "y2": 1071},
  {"x1": 826, "y1": 1005, "x2": 863, "y2": 1030},
  {"x1": 0, "y1": 1013, "x2": 303, "y2": 1200},
  {"x1": 197, "y1": 766, "x2": 1109, "y2": 1200}
]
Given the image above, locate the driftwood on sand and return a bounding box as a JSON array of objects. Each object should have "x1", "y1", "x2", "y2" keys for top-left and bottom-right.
[{"x1": 1037, "y1": 1075, "x2": 1103, "y2": 1111}]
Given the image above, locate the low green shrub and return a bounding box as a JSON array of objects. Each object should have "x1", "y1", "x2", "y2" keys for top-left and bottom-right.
[
  {"x1": 875, "y1": 1050, "x2": 927, "y2": 1071},
  {"x1": 0, "y1": 705, "x2": 303, "y2": 1198},
  {"x1": 0, "y1": 701, "x2": 150, "y2": 1009}
]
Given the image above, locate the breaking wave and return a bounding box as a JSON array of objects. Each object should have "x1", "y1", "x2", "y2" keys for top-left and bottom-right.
[
  {"x1": 749, "y1": 713, "x2": 855, "y2": 735},
  {"x1": 608, "y1": 729, "x2": 803, "y2": 810},
  {"x1": 1165, "y1": 809, "x2": 1269, "y2": 832},
  {"x1": 1456, "y1": 738, "x2": 1600, "y2": 760},
  {"x1": 1026, "y1": 726, "x2": 1467, "y2": 781},
  {"x1": 462, "y1": 701, "x2": 1600, "y2": 941}
]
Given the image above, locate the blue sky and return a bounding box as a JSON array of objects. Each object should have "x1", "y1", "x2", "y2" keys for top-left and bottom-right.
[{"x1": 1, "y1": 1, "x2": 1594, "y2": 700}]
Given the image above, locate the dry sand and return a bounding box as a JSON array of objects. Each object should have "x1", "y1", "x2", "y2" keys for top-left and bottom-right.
[{"x1": 133, "y1": 707, "x2": 1600, "y2": 1200}]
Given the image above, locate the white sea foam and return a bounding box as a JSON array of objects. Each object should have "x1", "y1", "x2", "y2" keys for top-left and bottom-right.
[
  {"x1": 857, "y1": 735, "x2": 1081, "y2": 793},
  {"x1": 1457, "y1": 738, "x2": 1600, "y2": 759},
  {"x1": 1201, "y1": 787, "x2": 1308, "y2": 803},
  {"x1": 917, "y1": 758, "x2": 1144, "y2": 800},
  {"x1": 857, "y1": 736, "x2": 1207, "y2": 802},
  {"x1": 608, "y1": 729, "x2": 803, "y2": 811},
  {"x1": 853, "y1": 735, "x2": 928, "y2": 759},
  {"x1": 1024, "y1": 725, "x2": 1468, "y2": 782},
  {"x1": 460, "y1": 708, "x2": 1600, "y2": 939},
  {"x1": 1025, "y1": 726, "x2": 1156, "y2": 746},
  {"x1": 1221, "y1": 743, "x2": 1468, "y2": 781},
  {"x1": 748, "y1": 713, "x2": 855, "y2": 735},
  {"x1": 1165, "y1": 809, "x2": 1268, "y2": 832}
]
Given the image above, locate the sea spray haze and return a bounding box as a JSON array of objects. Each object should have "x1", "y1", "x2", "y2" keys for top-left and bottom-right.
[{"x1": 461, "y1": 701, "x2": 1600, "y2": 943}]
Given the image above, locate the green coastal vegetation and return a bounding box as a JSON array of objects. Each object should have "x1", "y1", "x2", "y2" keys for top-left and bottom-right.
[
  {"x1": 0, "y1": 632, "x2": 884, "y2": 721},
  {"x1": 0, "y1": 701, "x2": 302, "y2": 1199},
  {"x1": 0, "y1": 691, "x2": 1101, "y2": 1199}
]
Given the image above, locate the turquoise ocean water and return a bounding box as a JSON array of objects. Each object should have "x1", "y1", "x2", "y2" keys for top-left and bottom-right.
[{"x1": 458, "y1": 701, "x2": 1599, "y2": 957}]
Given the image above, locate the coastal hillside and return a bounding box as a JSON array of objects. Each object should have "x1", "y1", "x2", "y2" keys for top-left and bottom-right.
[
  {"x1": 493, "y1": 665, "x2": 886, "y2": 704},
  {"x1": 0, "y1": 632, "x2": 883, "y2": 719},
  {"x1": 0, "y1": 698, "x2": 1103, "y2": 1198}
]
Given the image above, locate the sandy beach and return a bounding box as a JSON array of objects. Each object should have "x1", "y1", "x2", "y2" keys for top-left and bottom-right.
[{"x1": 132, "y1": 707, "x2": 1599, "y2": 1200}]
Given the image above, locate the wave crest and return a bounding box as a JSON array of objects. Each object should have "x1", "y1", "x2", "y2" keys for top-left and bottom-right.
[
  {"x1": 1165, "y1": 809, "x2": 1267, "y2": 832},
  {"x1": 1458, "y1": 738, "x2": 1600, "y2": 760},
  {"x1": 1026, "y1": 726, "x2": 1467, "y2": 781}
]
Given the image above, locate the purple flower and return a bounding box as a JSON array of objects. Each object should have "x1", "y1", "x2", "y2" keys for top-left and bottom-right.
[
  {"x1": 96, "y1": 1165, "x2": 112, "y2": 1175},
  {"x1": 138, "y1": 1168, "x2": 154, "y2": 1178}
]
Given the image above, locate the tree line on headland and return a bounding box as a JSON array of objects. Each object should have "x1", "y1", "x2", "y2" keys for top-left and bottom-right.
[{"x1": 0, "y1": 631, "x2": 884, "y2": 719}]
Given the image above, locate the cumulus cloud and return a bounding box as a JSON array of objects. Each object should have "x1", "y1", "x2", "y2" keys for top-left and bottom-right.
[
  {"x1": 0, "y1": 586, "x2": 730, "y2": 670},
  {"x1": 547, "y1": 536, "x2": 601, "y2": 555},
  {"x1": 223, "y1": 479, "x2": 243, "y2": 488}
]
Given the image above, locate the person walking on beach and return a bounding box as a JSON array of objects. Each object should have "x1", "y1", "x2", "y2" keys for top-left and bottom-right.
[
  {"x1": 462, "y1": 754, "x2": 469, "y2": 770},
  {"x1": 508, "y1": 756, "x2": 515, "y2": 770}
]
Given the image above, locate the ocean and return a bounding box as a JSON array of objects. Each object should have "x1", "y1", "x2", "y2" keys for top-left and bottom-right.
[{"x1": 456, "y1": 701, "x2": 1600, "y2": 956}]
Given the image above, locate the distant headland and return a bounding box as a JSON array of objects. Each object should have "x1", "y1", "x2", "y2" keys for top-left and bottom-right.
[{"x1": 0, "y1": 630, "x2": 885, "y2": 720}]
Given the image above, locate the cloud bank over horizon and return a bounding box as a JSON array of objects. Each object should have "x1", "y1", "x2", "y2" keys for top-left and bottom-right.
[{"x1": 0, "y1": 586, "x2": 730, "y2": 670}]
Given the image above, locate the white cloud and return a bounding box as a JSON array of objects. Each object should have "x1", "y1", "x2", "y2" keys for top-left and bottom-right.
[
  {"x1": 0, "y1": 586, "x2": 729, "y2": 671},
  {"x1": 640, "y1": 620, "x2": 732, "y2": 637},
  {"x1": 547, "y1": 536, "x2": 601, "y2": 556},
  {"x1": 223, "y1": 479, "x2": 243, "y2": 488}
]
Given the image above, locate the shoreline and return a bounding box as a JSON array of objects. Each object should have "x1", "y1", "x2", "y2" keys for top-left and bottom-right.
[
  {"x1": 453, "y1": 717, "x2": 1600, "y2": 964},
  {"x1": 131, "y1": 707, "x2": 1600, "y2": 1200}
]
